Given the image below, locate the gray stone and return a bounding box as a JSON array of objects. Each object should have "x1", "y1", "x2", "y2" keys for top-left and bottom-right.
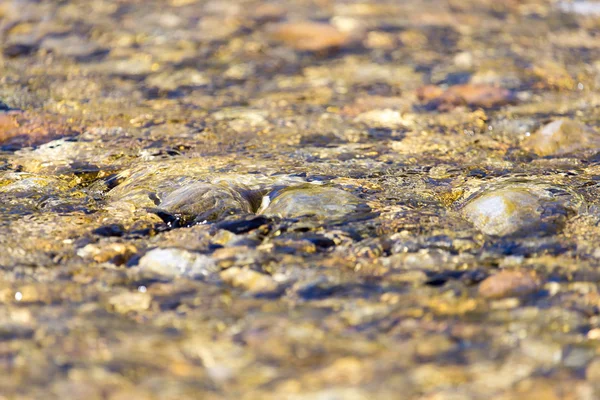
[{"x1": 136, "y1": 248, "x2": 218, "y2": 280}]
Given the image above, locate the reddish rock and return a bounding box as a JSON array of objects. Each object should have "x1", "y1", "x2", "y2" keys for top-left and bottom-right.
[
  {"x1": 416, "y1": 85, "x2": 445, "y2": 102},
  {"x1": 269, "y1": 21, "x2": 350, "y2": 51},
  {"x1": 0, "y1": 112, "x2": 79, "y2": 148},
  {"x1": 417, "y1": 84, "x2": 515, "y2": 111},
  {"x1": 0, "y1": 112, "x2": 20, "y2": 143},
  {"x1": 478, "y1": 270, "x2": 540, "y2": 299}
]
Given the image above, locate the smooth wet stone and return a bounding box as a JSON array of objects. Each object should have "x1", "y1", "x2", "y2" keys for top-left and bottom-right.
[
  {"x1": 417, "y1": 84, "x2": 515, "y2": 110},
  {"x1": 354, "y1": 109, "x2": 413, "y2": 128},
  {"x1": 0, "y1": 173, "x2": 67, "y2": 193},
  {"x1": 107, "y1": 291, "x2": 152, "y2": 313},
  {"x1": 460, "y1": 183, "x2": 574, "y2": 236},
  {"x1": 523, "y1": 119, "x2": 598, "y2": 156},
  {"x1": 478, "y1": 270, "x2": 541, "y2": 299},
  {"x1": 586, "y1": 358, "x2": 600, "y2": 381},
  {"x1": 40, "y1": 35, "x2": 104, "y2": 59},
  {"x1": 157, "y1": 182, "x2": 255, "y2": 225},
  {"x1": 268, "y1": 21, "x2": 351, "y2": 51},
  {"x1": 145, "y1": 68, "x2": 210, "y2": 91},
  {"x1": 77, "y1": 243, "x2": 137, "y2": 265},
  {"x1": 136, "y1": 248, "x2": 217, "y2": 280},
  {"x1": 220, "y1": 266, "x2": 278, "y2": 293},
  {"x1": 261, "y1": 185, "x2": 367, "y2": 220}
]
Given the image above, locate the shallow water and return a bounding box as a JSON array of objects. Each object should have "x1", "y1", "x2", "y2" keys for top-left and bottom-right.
[{"x1": 1, "y1": 0, "x2": 600, "y2": 398}]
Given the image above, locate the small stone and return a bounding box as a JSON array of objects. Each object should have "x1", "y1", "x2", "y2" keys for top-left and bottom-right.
[
  {"x1": 261, "y1": 185, "x2": 368, "y2": 220},
  {"x1": 519, "y1": 338, "x2": 562, "y2": 365},
  {"x1": 108, "y1": 291, "x2": 151, "y2": 313},
  {"x1": 416, "y1": 85, "x2": 446, "y2": 102},
  {"x1": 586, "y1": 358, "x2": 600, "y2": 381},
  {"x1": 40, "y1": 35, "x2": 104, "y2": 59},
  {"x1": 251, "y1": 4, "x2": 286, "y2": 23},
  {"x1": 136, "y1": 248, "x2": 217, "y2": 279},
  {"x1": 146, "y1": 68, "x2": 209, "y2": 91},
  {"x1": 354, "y1": 109, "x2": 412, "y2": 128},
  {"x1": 523, "y1": 119, "x2": 598, "y2": 156},
  {"x1": 156, "y1": 182, "x2": 254, "y2": 226},
  {"x1": 415, "y1": 334, "x2": 456, "y2": 359},
  {"x1": 220, "y1": 266, "x2": 278, "y2": 293},
  {"x1": 0, "y1": 113, "x2": 19, "y2": 143},
  {"x1": 317, "y1": 357, "x2": 368, "y2": 385},
  {"x1": 386, "y1": 270, "x2": 428, "y2": 285},
  {"x1": 445, "y1": 84, "x2": 514, "y2": 108},
  {"x1": 0, "y1": 114, "x2": 78, "y2": 150},
  {"x1": 268, "y1": 21, "x2": 351, "y2": 51},
  {"x1": 418, "y1": 84, "x2": 515, "y2": 110},
  {"x1": 77, "y1": 243, "x2": 137, "y2": 265},
  {"x1": 478, "y1": 270, "x2": 540, "y2": 299},
  {"x1": 453, "y1": 51, "x2": 473, "y2": 69},
  {"x1": 460, "y1": 183, "x2": 573, "y2": 236},
  {"x1": 528, "y1": 61, "x2": 575, "y2": 90}
]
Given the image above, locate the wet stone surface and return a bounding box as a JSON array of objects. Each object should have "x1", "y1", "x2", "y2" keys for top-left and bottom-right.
[
  {"x1": 1, "y1": 0, "x2": 600, "y2": 399},
  {"x1": 459, "y1": 181, "x2": 579, "y2": 237}
]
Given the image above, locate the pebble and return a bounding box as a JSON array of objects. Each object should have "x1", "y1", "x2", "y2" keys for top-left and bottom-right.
[
  {"x1": 519, "y1": 338, "x2": 562, "y2": 365},
  {"x1": 417, "y1": 84, "x2": 514, "y2": 110},
  {"x1": 77, "y1": 243, "x2": 137, "y2": 265},
  {"x1": 220, "y1": 266, "x2": 278, "y2": 293},
  {"x1": 261, "y1": 185, "x2": 368, "y2": 220},
  {"x1": 0, "y1": 113, "x2": 19, "y2": 143},
  {"x1": 460, "y1": 183, "x2": 572, "y2": 236},
  {"x1": 478, "y1": 270, "x2": 540, "y2": 299},
  {"x1": 268, "y1": 21, "x2": 351, "y2": 51},
  {"x1": 136, "y1": 248, "x2": 218, "y2": 280},
  {"x1": 108, "y1": 291, "x2": 152, "y2": 313},
  {"x1": 523, "y1": 119, "x2": 598, "y2": 156},
  {"x1": 354, "y1": 109, "x2": 412, "y2": 128},
  {"x1": 40, "y1": 35, "x2": 103, "y2": 59},
  {"x1": 146, "y1": 68, "x2": 209, "y2": 91},
  {"x1": 585, "y1": 358, "x2": 600, "y2": 381},
  {"x1": 157, "y1": 182, "x2": 254, "y2": 225}
]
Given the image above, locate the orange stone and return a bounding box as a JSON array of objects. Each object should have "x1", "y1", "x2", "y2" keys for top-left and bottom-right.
[
  {"x1": 478, "y1": 270, "x2": 540, "y2": 299},
  {"x1": 269, "y1": 21, "x2": 350, "y2": 51}
]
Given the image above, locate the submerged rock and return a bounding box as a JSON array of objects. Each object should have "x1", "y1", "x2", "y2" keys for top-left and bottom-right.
[
  {"x1": 220, "y1": 266, "x2": 278, "y2": 293},
  {"x1": 108, "y1": 291, "x2": 152, "y2": 314},
  {"x1": 417, "y1": 84, "x2": 515, "y2": 110},
  {"x1": 478, "y1": 270, "x2": 541, "y2": 299},
  {"x1": 522, "y1": 119, "x2": 598, "y2": 156},
  {"x1": 156, "y1": 182, "x2": 256, "y2": 225},
  {"x1": 135, "y1": 248, "x2": 218, "y2": 280},
  {"x1": 261, "y1": 185, "x2": 368, "y2": 220},
  {"x1": 460, "y1": 182, "x2": 575, "y2": 237},
  {"x1": 268, "y1": 21, "x2": 351, "y2": 51},
  {"x1": 40, "y1": 35, "x2": 104, "y2": 59}
]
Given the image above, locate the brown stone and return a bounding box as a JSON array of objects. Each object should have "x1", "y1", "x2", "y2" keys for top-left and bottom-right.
[
  {"x1": 522, "y1": 119, "x2": 598, "y2": 156},
  {"x1": 0, "y1": 112, "x2": 79, "y2": 148},
  {"x1": 478, "y1": 270, "x2": 540, "y2": 299},
  {"x1": 220, "y1": 266, "x2": 278, "y2": 293},
  {"x1": 268, "y1": 22, "x2": 350, "y2": 51},
  {"x1": 417, "y1": 84, "x2": 514, "y2": 110}
]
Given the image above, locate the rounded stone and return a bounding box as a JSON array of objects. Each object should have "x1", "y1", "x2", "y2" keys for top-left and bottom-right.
[
  {"x1": 157, "y1": 182, "x2": 254, "y2": 224},
  {"x1": 136, "y1": 247, "x2": 217, "y2": 280},
  {"x1": 523, "y1": 119, "x2": 598, "y2": 156},
  {"x1": 460, "y1": 183, "x2": 575, "y2": 237},
  {"x1": 261, "y1": 185, "x2": 368, "y2": 220},
  {"x1": 108, "y1": 291, "x2": 152, "y2": 313},
  {"x1": 268, "y1": 22, "x2": 350, "y2": 51},
  {"x1": 478, "y1": 270, "x2": 541, "y2": 299}
]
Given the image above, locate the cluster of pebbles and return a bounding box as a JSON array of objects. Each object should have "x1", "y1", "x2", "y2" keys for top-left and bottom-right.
[{"x1": 1, "y1": 0, "x2": 600, "y2": 398}]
